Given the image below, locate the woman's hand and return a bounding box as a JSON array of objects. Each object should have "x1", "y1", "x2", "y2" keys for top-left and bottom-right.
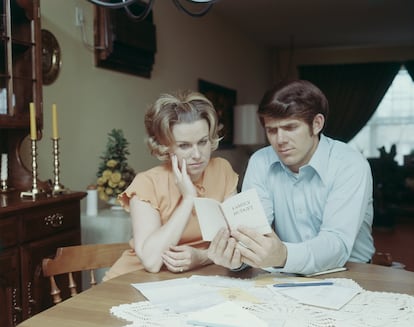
[
  {"x1": 171, "y1": 154, "x2": 197, "y2": 199},
  {"x1": 161, "y1": 245, "x2": 210, "y2": 273}
]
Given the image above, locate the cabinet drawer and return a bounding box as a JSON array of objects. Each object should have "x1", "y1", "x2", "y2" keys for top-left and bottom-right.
[
  {"x1": 20, "y1": 202, "x2": 80, "y2": 242},
  {"x1": 0, "y1": 217, "x2": 19, "y2": 249}
]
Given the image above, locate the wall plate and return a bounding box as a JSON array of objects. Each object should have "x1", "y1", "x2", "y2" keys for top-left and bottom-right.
[{"x1": 41, "y1": 29, "x2": 61, "y2": 85}]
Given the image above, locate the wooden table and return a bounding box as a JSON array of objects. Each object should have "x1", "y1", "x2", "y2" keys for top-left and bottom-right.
[{"x1": 17, "y1": 262, "x2": 414, "y2": 327}]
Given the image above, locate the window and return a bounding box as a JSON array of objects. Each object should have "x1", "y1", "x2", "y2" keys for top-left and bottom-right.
[{"x1": 348, "y1": 66, "x2": 414, "y2": 165}]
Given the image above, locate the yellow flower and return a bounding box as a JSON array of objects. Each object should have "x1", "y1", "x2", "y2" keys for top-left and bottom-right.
[
  {"x1": 118, "y1": 180, "x2": 126, "y2": 188},
  {"x1": 110, "y1": 171, "x2": 122, "y2": 183},
  {"x1": 97, "y1": 177, "x2": 106, "y2": 186},
  {"x1": 108, "y1": 180, "x2": 118, "y2": 188},
  {"x1": 102, "y1": 169, "x2": 112, "y2": 179},
  {"x1": 105, "y1": 187, "x2": 114, "y2": 195},
  {"x1": 106, "y1": 159, "x2": 118, "y2": 168},
  {"x1": 99, "y1": 191, "x2": 108, "y2": 201}
]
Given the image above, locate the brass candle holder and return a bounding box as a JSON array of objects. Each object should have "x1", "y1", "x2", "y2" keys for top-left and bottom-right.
[
  {"x1": 0, "y1": 179, "x2": 7, "y2": 192},
  {"x1": 21, "y1": 139, "x2": 42, "y2": 198},
  {"x1": 52, "y1": 137, "x2": 68, "y2": 195}
]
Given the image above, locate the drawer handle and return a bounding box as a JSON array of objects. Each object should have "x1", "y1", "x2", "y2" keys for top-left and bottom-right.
[
  {"x1": 44, "y1": 213, "x2": 64, "y2": 227},
  {"x1": 13, "y1": 288, "x2": 22, "y2": 313},
  {"x1": 13, "y1": 306, "x2": 23, "y2": 313}
]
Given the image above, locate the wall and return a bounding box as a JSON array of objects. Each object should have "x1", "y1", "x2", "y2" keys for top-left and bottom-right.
[
  {"x1": 36, "y1": 0, "x2": 272, "y2": 207},
  {"x1": 273, "y1": 45, "x2": 414, "y2": 79}
]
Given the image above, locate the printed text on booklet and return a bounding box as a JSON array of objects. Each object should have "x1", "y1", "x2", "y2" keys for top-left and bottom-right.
[{"x1": 194, "y1": 188, "x2": 272, "y2": 241}]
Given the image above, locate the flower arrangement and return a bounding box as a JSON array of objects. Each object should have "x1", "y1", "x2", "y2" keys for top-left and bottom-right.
[{"x1": 96, "y1": 129, "x2": 135, "y2": 203}]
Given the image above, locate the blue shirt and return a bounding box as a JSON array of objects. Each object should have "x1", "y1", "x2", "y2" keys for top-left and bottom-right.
[{"x1": 242, "y1": 134, "x2": 375, "y2": 274}]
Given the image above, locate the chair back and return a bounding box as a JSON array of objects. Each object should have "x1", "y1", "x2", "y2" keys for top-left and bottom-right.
[{"x1": 42, "y1": 242, "x2": 129, "y2": 304}]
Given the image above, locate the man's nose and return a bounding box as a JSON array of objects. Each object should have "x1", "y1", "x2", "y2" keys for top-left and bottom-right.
[{"x1": 276, "y1": 130, "x2": 287, "y2": 144}]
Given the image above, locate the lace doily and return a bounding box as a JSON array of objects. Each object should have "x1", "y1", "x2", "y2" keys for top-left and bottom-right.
[{"x1": 110, "y1": 278, "x2": 414, "y2": 327}]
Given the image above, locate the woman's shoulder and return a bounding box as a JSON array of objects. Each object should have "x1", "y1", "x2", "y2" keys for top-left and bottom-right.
[
  {"x1": 207, "y1": 157, "x2": 239, "y2": 176},
  {"x1": 208, "y1": 156, "x2": 233, "y2": 169},
  {"x1": 135, "y1": 164, "x2": 171, "y2": 183}
]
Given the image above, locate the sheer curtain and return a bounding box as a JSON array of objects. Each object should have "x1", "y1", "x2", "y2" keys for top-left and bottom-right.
[{"x1": 298, "y1": 62, "x2": 401, "y2": 142}]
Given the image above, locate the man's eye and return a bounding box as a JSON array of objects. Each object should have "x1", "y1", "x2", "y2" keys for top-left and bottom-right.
[
  {"x1": 284, "y1": 125, "x2": 297, "y2": 131},
  {"x1": 198, "y1": 140, "x2": 208, "y2": 146}
]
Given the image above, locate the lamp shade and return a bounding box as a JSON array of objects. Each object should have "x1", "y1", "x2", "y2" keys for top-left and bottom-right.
[{"x1": 233, "y1": 104, "x2": 266, "y2": 145}]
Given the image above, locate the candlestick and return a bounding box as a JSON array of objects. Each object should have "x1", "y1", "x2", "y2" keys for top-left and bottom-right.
[
  {"x1": 52, "y1": 104, "x2": 59, "y2": 139},
  {"x1": 0, "y1": 180, "x2": 7, "y2": 192},
  {"x1": 1, "y1": 153, "x2": 7, "y2": 181},
  {"x1": 52, "y1": 137, "x2": 68, "y2": 195},
  {"x1": 29, "y1": 102, "x2": 37, "y2": 140},
  {"x1": 20, "y1": 139, "x2": 42, "y2": 199},
  {"x1": 1, "y1": 152, "x2": 7, "y2": 191}
]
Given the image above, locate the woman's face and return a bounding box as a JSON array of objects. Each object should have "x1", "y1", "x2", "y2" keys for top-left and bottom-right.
[{"x1": 170, "y1": 119, "x2": 212, "y2": 181}]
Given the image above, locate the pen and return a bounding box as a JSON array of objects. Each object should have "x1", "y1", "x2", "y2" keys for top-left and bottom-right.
[{"x1": 273, "y1": 281, "x2": 334, "y2": 287}]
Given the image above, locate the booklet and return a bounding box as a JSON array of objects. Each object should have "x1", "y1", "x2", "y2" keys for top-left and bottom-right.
[{"x1": 193, "y1": 188, "x2": 272, "y2": 241}]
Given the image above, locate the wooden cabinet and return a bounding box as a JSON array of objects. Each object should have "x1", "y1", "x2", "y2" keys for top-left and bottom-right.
[
  {"x1": 0, "y1": 0, "x2": 43, "y2": 191},
  {"x1": 0, "y1": 191, "x2": 86, "y2": 327},
  {"x1": 0, "y1": 3, "x2": 85, "y2": 325}
]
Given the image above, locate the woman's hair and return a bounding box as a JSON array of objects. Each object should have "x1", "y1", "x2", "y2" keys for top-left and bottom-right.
[
  {"x1": 144, "y1": 90, "x2": 220, "y2": 161},
  {"x1": 258, "y1": 80, "x2": 329, "y2": 134}
]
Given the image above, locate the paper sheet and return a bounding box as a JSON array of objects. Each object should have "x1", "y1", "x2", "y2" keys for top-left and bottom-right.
[
  {"x1": 186, "y1": 301, "x2": 268, "y2": 327},
  {"x1": 268, "y1": 283, "x2": 360, "y2": 310}
]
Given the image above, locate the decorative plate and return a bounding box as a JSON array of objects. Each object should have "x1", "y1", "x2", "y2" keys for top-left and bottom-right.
[{"x1": 41, "y1": 29, "x2": 61, "y2": 85}]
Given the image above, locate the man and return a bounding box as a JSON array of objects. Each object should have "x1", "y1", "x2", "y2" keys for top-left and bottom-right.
[{"x1": 208, "y1": 80, "x2": 375, "y2": 275}]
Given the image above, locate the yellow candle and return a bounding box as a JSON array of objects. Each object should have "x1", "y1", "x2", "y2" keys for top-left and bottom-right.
[
  {"x1": 29, "y1": 102, "x2": 37, "y2": 140},
  {"x1": 52, "y1": 104, "x2": 59, "y2": 139}
]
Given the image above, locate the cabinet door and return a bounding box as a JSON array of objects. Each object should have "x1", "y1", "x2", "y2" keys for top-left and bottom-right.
[
  {"x1": 20, "y1": 229, "x2": 81, "y2": 319},
  {"x1": 0, "y1": 0, "x2": 41, "y2": 126},
  {"x1": 0, "y1": 248, "x2": 21, "y2": 327}
]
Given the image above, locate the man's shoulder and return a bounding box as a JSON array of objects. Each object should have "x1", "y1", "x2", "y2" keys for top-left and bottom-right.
[
  {"x1": 321, "y1": 137, "x2": 370, "y2": 178},
  {"x1": 327, "y1": 137, "x2": 367, "y2": 164},
  {"x1": 250, "y1": 145, "x2": 279, "y2": 165}
]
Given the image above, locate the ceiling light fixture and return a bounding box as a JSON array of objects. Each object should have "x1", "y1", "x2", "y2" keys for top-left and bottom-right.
[{"x1": 85, "y1": 0, "x2": 219, "y2": 21}]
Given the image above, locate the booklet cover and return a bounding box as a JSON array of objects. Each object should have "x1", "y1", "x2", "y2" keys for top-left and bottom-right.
[{"x1": 194, "y1": 188, "x2": 272, "y2": 241}]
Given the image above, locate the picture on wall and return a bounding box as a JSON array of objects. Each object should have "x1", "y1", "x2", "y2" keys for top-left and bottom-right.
[{"x1": 198, "y1": 79, "x2": 237, "y2": 148}]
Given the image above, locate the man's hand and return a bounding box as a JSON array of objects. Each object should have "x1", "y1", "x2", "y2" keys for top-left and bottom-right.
[
  {"x1": 207, "y1": 228, "x2": 243, "y2": 269},
  {"x1": 232, "y1": 226, "x2": 287, "y2": 268}
]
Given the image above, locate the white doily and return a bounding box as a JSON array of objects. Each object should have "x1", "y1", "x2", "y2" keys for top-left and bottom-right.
[
  {"x1": 110, "y1": 278, "x2": 414, "y2": 327},
  {"x1": 110, "y1": 301, "x2": 185, "y2": 327}
]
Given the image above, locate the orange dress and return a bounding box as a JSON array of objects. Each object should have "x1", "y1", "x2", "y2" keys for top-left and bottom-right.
[{"x1": 103, "y1": 157, "x2": 238, "y2": 280}]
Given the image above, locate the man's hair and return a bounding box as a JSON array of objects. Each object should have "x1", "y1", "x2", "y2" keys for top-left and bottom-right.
[
  {"x1": 144, "y1": 90, "x2": 220, "y2": 161},
  {"x1": 258, "y1": 80, "x2": 329, "y2": 133}
]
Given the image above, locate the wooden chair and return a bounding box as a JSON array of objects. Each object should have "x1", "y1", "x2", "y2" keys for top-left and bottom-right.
[{"x1": 42, "y1": 242, "x2": 129, "y2": 304}]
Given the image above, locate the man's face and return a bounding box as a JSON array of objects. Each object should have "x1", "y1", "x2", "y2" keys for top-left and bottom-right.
[{"x1": 263, "y1": 115, "x2": 323, "y2": 173}]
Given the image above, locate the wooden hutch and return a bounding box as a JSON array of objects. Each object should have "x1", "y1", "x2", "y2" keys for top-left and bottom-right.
[{"x1": 0, "y1": 1, "x2": 85, "y2": 326}]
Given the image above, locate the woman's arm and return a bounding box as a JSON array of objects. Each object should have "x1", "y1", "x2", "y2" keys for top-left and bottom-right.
[
  {"x1": 131, "y1": 195, "x2": 195, "y2": 272},
  {"x1": 132, "y1": 156, "x2": 197, "y2": 272}
]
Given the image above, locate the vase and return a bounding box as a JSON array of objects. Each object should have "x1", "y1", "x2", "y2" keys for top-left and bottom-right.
[{"x1": 107, "y1": 197, "x2": 123, "y2": 211}]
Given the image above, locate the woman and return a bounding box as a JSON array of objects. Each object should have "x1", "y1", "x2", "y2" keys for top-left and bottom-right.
[{"x1": 104, "y1": 90, "x2": 238, "y2": 280}]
